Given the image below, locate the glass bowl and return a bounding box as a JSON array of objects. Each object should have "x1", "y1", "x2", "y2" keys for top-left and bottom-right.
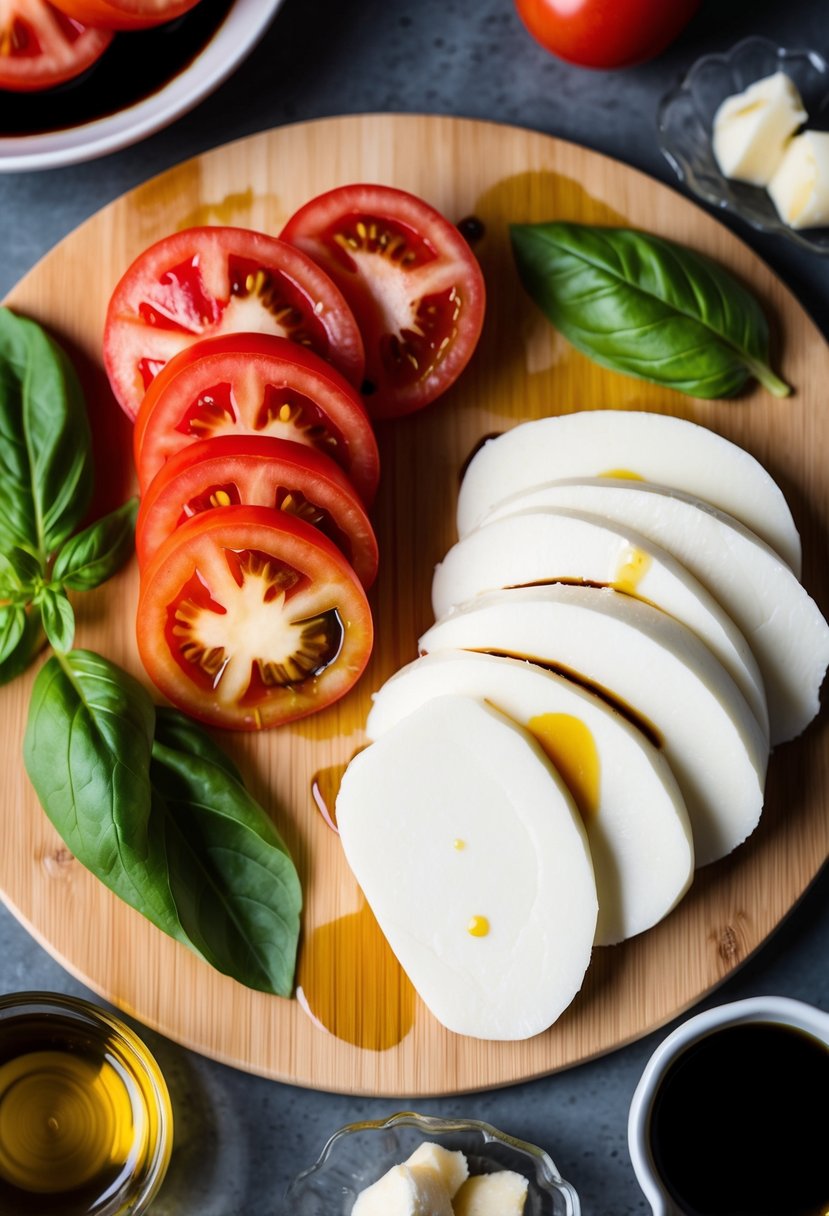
[
  {"x1": 657, "y1": 36, "x2": 829, "y2": 254},
  {"x1": 283, "y1": 1111, "x2": 580, "y2": 1215}
]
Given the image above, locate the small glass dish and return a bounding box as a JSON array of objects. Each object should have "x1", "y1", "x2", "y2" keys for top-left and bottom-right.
[
  {"x1": 657, "y1": 36, "x2": 829, "y2": 254},
  {"x1": 283, "y1": 1111, "x2": 580, "y2": 1215}
]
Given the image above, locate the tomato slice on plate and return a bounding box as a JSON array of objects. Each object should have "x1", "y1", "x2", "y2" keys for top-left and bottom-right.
[
  {"x1": 137, "y1": 505, "x2": 373, "y2": 731},
  {"x1": 48, "y1": 0, "x2": 202, "y2": 30},
  {"x1": 136, "y1": 434, "x2": 380, "y2": 588},
  {"x1": 133, "y1": 333, "x2": 380, "y2": 505},
  {"x1": 280, "y1": 183, "x2": 486, "y2": 420},
  {"x1": 103, "y1": 226, "x2": 366, "y2": 420},
  {"x1": 0, "y1": 0, "x2": 112, "y2": 92}
]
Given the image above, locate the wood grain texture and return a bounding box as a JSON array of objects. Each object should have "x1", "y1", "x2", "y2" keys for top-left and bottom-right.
[{"x1": 1, "y1": 114, "x2": 827, "y2": 1096}]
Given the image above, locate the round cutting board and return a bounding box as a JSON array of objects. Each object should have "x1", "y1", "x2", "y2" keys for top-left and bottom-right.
[{"x1": 2, "y1": 115, "x2": 827, "y2": 1096}]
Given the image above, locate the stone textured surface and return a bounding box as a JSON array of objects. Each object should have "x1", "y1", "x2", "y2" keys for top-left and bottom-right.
[{"x1": 1, "y1": 1, "x2": 827, "y2": 1212}]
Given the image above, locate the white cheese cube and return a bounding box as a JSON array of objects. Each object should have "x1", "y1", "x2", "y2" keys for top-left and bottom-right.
[
  {"x1": 712, "y1": 71, "x2": 806, "y2": 185},
  {"x1": 406, "y1": 1142, "x2": 469, "y2": 1197},
  {"x1": 351, "y1": 1162, "x2": 453, "y2": 1216},
  {"x1": 453, "y1": 1170, "x2": 529, "y2": 1215},
  {"x1": 768, "y1": 129, "x2": 829, "y2": 229}
]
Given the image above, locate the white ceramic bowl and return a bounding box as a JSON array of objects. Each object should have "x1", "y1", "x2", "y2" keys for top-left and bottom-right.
[{"x1": 0, "y1": 0, "x2": 284, "y2": 173}]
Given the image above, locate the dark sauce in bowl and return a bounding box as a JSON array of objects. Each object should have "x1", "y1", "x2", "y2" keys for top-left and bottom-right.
[
  {"x1": 649, "y1": 1021, "x2": 829, "y2": 1216},
  {"x1": 0, "y1": 0, "x2": 234, "y2": 137}
]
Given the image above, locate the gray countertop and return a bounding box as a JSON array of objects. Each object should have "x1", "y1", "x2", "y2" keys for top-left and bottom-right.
[{"x1": 1, "y1": 2, "x2": 827, "y2": 1213}]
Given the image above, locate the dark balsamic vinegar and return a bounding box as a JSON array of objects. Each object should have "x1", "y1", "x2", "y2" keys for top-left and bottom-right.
[
  {"x1": 0, "y1": 0, "x2": 234, "y2": 137},
  {"x1": 649, "y1": 1021, "x2": 829, "y2": 1216}
]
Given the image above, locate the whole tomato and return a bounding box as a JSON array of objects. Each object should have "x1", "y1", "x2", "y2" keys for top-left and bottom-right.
[{"x1": 514, "y1": 0, "x2": 702, "y2": 69}]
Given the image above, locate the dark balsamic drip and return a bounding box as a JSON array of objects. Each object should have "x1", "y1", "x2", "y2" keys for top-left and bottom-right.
[
  {"x1": 457, "y1": 215, "x2": 485, "y2": 244},
  {"x1": 0, "y1": 0, "x2": 235, "y2": 137},
  {"x1": 649, "y1": 1021, "x2": 829, "y2": 1216}
]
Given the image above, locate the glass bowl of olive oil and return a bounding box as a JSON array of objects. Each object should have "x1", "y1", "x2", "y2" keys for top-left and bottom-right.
[{"x1": 0, "y1": 992, "x2": 172, "y2": 1216}]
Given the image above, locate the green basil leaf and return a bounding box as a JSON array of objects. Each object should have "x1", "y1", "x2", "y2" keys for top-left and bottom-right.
[
  {"x1": 0, "y1": 308, "x2": 93, "y2": 557},
  {"x1": 0, "y1": 605, "x2": 43, "y2": 686},
  {"x1": 153, "y1": 706, "x2": 244, "y2": 785},
  {"x1": 52, "y1": 498, "x2": 138, "y2": 592},
  {"x1": 0, "y1": 604, "x2": 26, "y2": 666},
  {"x1": 510, "y1": 222, "x2": 791, "y2": 400},
  {"x1": 151, "y1": 716, "x2": 302, "y2": 996},
  {"x1": 2, "y1": 546, "x2": 42, "y2": 590},
  {"x1": 38, "y1": 588, "x2": 75, "y2": 654},
  {"x1": 23, "y1": 651, "x2": 186, "y2": 944}
]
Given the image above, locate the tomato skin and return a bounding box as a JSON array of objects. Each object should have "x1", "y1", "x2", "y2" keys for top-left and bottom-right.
[
  {"x1": 133, "y1": 333, "x2": 380, "y2": 507},
  {"x1": 513, "y1": 0, "x2": 701, "y2": 69},
  {"x1": 137, "y1": 505, "x2": 373, "y2": 731},
  {"x1": 103, "y1": 226, "x2": 366, "y2": 420},
  {"x1": 136, "y1": 434, "x2": 380, "y2": 588},
  {"x1": 0, "y1": 1, "x2": 112, "y2": 92},
  {"x1": 48, "y1": 0, "x2": 202, "y2": 30},
  {"x1": 280, "y1": 183, "x2": 486, "y2": 420}
]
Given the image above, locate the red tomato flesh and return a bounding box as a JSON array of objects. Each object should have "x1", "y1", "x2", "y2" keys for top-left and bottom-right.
[
  {"x1": 0, "y1": 0, "x2": 112, "y2": 92},
  {"x1": 104, "y1": 226, "x2": 366, "y2": 420},
  {"x1": 137, "y1": 505, "x2": 373, "y2": 731},
  {"x1": 136, "y1": 434, "x2": 379, "y2": 588},
  {"x1": 48, "y1": 0, "x2": 202, "y2": 30},
  {"x1": 513, "y1": 0, "x2": 701, "y2": 69},
  {"x1": 133, "y1": 333, "x2": 380, "y2": 506},
  {"x1": 280, "y1": 183, "x2": 486, "y2": 420}
]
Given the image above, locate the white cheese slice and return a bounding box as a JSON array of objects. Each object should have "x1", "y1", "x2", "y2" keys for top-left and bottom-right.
[
  {"x1": 432, "y1": 507, "x2": 768, "y2": 738},
  {"x1": 456, "y1": 411, "x2": 801, "y2": 574},
  {"x1": 453, "y1": 1170, "x2": 529, "y2": 1216},
  {"x1": 711, "y1": 71, "x2": 806, "y2": 185},
  {"x1": 419, "y1": 586, "x2": 769, "y2": 868},
  {"x1": 351, "y1": 1162, "x2": 453, "y2": 1216},
  {"x1": 768, "y1": 130, "x2": 829, "y2": 229},
  {"x1": 483, "y1": 479, "x2": 829, "y2": 745},
  {"x1": 336, "y1": 694, "x2": 598, "y2": 1040},
  {"x1": 367, "y1": 649, "x2": 693, "y2": 946}
]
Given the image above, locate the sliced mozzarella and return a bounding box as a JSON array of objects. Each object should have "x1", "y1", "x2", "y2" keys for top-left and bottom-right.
[
  {"x1": 368, "y1": 649, "x2": 693, "y2": 946},
  {"x1": 351, "y1": 1163, "x2": 453, "y2": 1216},
  {"x1": 453, "y1": 1171, "x2": 529, "y2": 1216},
  {"x1": 419, "y1": 587, "x2": 768, "y2": 868},
  {"x1": 406, "y1": 1143, "x2": 468, "y2": 1197},
  {"x1": 432, "y1": 508, "x2": 768, "y2": 738},
  {"x1": 456, "y1": 411, "x2": 801, "y2": 574},
  {"x1": 484, "y1": 479, "x2": 829, "y2": 745},
  {"x1": 336, "y1": 695, "x2": 597, "y2": 1040}
]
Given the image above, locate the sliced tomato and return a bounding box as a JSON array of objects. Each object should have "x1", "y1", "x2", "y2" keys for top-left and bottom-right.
[
  {"x1": 280, "y1": 183, "x2": 486, "y2": 420},
  {"x1": 136, "y1": 435, "x2": 379, "y2": 588},
  {"x1": 0, "y1": 0, "x2": 112, "y2": 92},
  {"x1": 103, "y1": 226, "x2": 366, "y2": 420},
  {"x1": 136, "y1": 505, "x2": 373, "y2": 731},
  {"x1": 132, "y1": 333, "x2": 380, "y2": 505},
  {"x1": 49, "y1": 0, "x2": 201, "y2": 30}
]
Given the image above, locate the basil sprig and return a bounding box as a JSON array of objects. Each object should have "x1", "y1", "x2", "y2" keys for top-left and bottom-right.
[
  {"x1": 24, "y1": 654, "x2": 302, "y2": 996},
  {"x1": 510, "y1": 222, "x2": 791, "y2": 400}
]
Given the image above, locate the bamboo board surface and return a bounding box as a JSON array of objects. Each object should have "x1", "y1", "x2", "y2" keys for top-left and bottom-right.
[{"x1": 2, "y1": 114, "x2": 828, "y2": 1096}]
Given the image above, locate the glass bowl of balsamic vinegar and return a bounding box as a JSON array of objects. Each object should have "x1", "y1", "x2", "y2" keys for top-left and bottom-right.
[{"x1": 0, "y1": 992, "x2": 173, "y2": 1216}]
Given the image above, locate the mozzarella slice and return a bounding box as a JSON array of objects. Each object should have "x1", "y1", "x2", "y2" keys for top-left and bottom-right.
[
  {"x1": 711, "y1": 71, "x2": 807, "y2": 186},
  {"x1": 456, "y1": 411, "x2": 801, "y2": 574},
  {"x1": 419, "y1": 587, "x2": 768, "y2": 868},
  {"x1": 483, "y1": 478, "x2": 829, "y2": 745},
  {"x1": 336, "y1": 695, "x2": 597, "y2": 1040},
  {"x1": 406, "y1": 1143, "x2": 468, "y2": 1197},
  {"x1": 768, "y1": 130, "x2": 829, "y2": 229},
  {"x1": 351, "y1": 1163, "x2": 453, "y2": 1216},
  {"x1": 432, "y1": 508, "x2": 768, "y2": 738},
  {"x1": 367, "y1": 649, "x2": 693, "y2": 946},
  {"x1": 453, "y1": 1171, "x2": 529, "y2": 1216}
]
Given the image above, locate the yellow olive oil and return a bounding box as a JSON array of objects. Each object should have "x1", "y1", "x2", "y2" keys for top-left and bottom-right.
[{"x1": 0, "y1": 997, "x2": 172, "y2": 1216}]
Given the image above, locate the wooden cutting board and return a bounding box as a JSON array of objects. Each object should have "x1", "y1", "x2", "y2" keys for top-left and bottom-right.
[{"x1": 2, "y1": 114, "x2": 827, "y2": 1096}]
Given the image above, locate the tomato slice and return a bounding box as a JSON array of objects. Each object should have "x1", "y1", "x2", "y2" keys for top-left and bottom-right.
[
  {"x1": 136, "y1": 434, "x2": 380, "y2": 588},
  {"x1": 0, "y1": 0, "x2": 112, "y2": 92},
  {"x1": 137, "y1": 505, "x2": 373, "y2": 731},
  {"x1": 103, "y1": 226, "x2": 366, "y2": 420},
  {"x1": 280, "y1": 183, "x2": 486, "y2": 420},
  {"x1": 48, "y1": 0, "x2": 201, "y2": 30},
  {"x1": 133, "y1": 333, "x2": 380, "y2": 506}
]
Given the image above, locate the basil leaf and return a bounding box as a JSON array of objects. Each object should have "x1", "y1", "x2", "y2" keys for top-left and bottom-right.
[
  {"x1": 510, "y1": 222, "x2": 791, "y2": 400},
  {"x1": 38, "y1": 588, "x2": 76, "y2": 654},
  {"x1": 0, "y1": 605, "x2": 43, "y2": 686},
  {"x1": 0, "y1": 604, "x2": 26, "y2": 666},
  {"x1": 52, "y1": 498, "x2": 138, "y2": 592},
  {"x1": 23, "y1": 651, "x2": 185, "y2": 942},
  {"x1": 151, "y1": 717, "x2": 302, "y2": 996},
  {"x1": 153, "y1": 706, "x2": 244, "y2": 784},
  {"x1": 0, "y1": 308, "x2": 93, "y2": 557}
]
